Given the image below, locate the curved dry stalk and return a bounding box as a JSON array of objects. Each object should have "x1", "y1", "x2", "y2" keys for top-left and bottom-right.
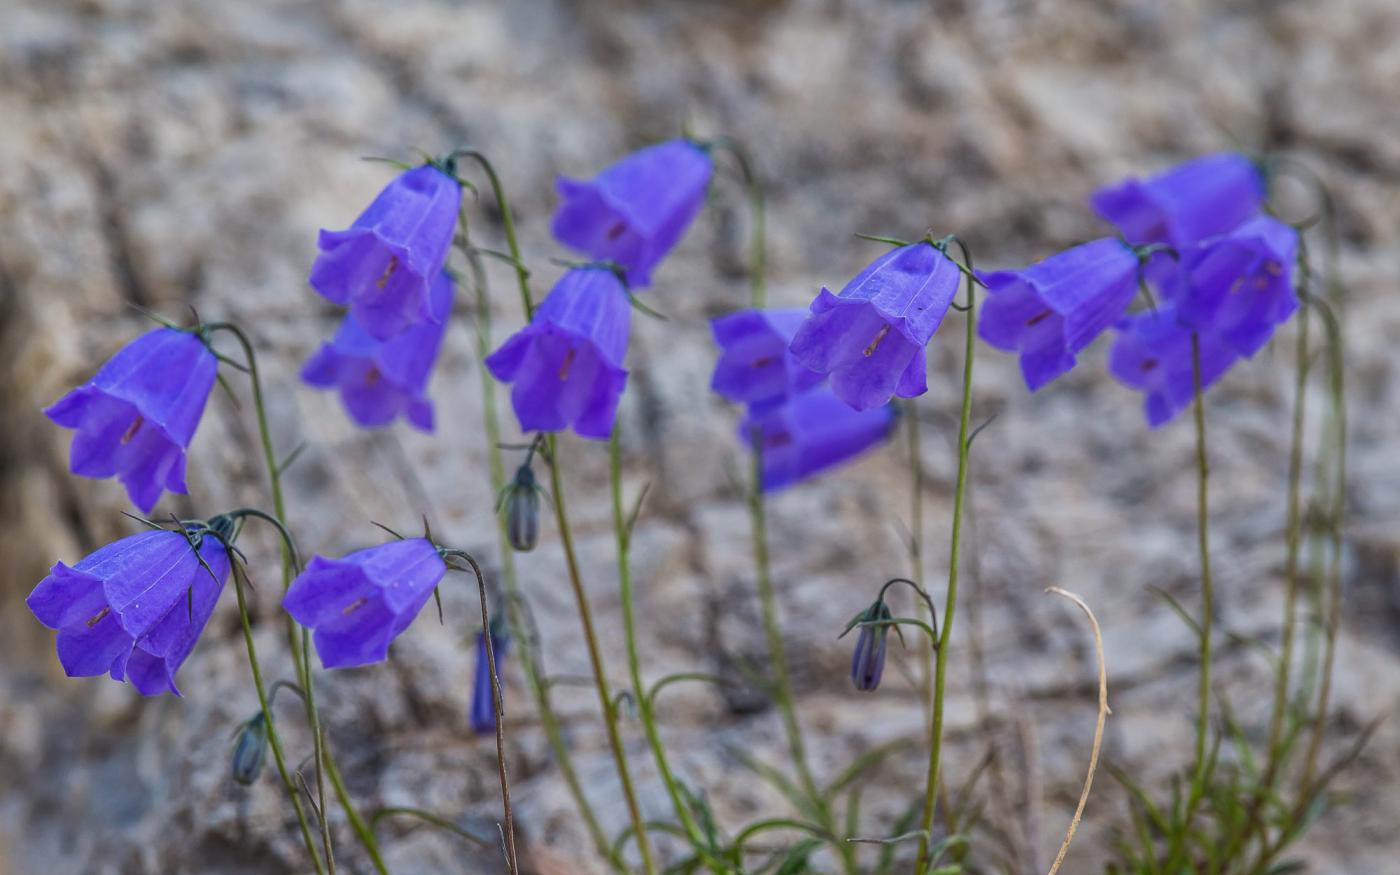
[{"x1": 1044, "y1": 587, "x2": 1110, "y2": 875}]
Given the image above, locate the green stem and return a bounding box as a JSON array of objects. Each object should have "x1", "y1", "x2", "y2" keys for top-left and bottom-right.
[
  {"x1": 914, "y1": 253, "x2": 977, "y2": 874},
  {"x1": 547, "y1": 434, "x2": 658, "y2": 875},
  {"x1": 451, "y1": 149, "x2": 534, "y2": 318},
  {"x1": 1165, "y1": 333, "x2": 1215, "y2": 872},
  {"x1": 459, "y1": 237, "x2": 620, "y2": 869},
  {"x1": 208, "y1": 321, "x2": 387, "y2": 875},
  {"x1": 703, "y1": 136, "x2": 766, "y2": 309},
  {"x1": 442, "y1": 550, "x2": 520, "y2": 875},
  {"x1": 611, "y1": 430, "x2": 723, "y2": 868},
  {"x1": 230, "y1": 562, "x2": 327, "y2": 875},
  {"x1": 748, "y1": 448, "x2": 853, "y2": 874},
  {"x1": 1264, "y1": 286, "x2": 1313, "y2": 778},
  {"x1": 1298, "y1": 297, "x2": 1348, "y2": 796}
]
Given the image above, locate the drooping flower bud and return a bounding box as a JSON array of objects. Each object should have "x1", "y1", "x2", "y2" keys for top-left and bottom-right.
[
  {"x1": 849, "y1": 601, "x2": 893, "y2": 692},
  {"x1": 503, "y1": 464, "x2": 541, "y2": 552},
  {"x1": 470, "y1": 617, "x2": 510, "y2": 736},
  {"x1": 230, "y1": 713, "x2": 269, "y2": 786}
]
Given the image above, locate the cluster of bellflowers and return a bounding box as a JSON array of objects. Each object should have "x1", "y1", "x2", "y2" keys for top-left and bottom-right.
[
  {"x1": 978, "y1": 152, "x2": 1297, "y2": 426},
  {"x1": 28, "y1": 154, "x2": 500, "y2": 700}
]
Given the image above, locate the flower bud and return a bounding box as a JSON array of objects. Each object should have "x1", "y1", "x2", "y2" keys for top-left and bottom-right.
[
  {"x1": 231, "y1": 713, "x2": 269, "y2": 786},
  {"x1": 504, "y1": 464, "x2": 541, "y2": 552},
  {"x1": 850, "y1": 601, "x2": 893, "y2": 692}
]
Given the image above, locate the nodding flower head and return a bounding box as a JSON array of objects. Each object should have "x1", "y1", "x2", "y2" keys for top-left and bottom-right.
[
  {"x1": 552, "y1": 139, "x2": 713, "y2": 287},
  {"x1": 309, "y1": 163, "x2": 461, "y2": 340},
  {"x1": 283, "y1": 537, "x2": 447, "y2": 669},
  {"x1": 44, "y1": 327, "x2": 218, "y2": 514},
  {"x1": 470, "y1": 617, "x2": 510, "y2": 736},
  {"x1": 1166, "y1": 215, "x2": 1300, "y2": 358},
  {"x1": 501, "y1": 463, "x2": 542, "y2": 552},
  {"x1": 849, "y1": 600, "x2": 894, "y2": 692},
  {"x1": 1092, "y1": 152, "x2": 1265, "y2": 250},
  {"x1": 742, "y1": 387, "x2": 897, "y2": 492},
  {"x1": 789, "y1": 242, "x2": 961, "y2": 411},
  {"x1": 27, "y1": 522, "x2": 231, "y2": 696},
  {"x1": 230, "y1": 712, "x2": 269, "y2": 786},
  {"x1": 302, "y1": 270, "x2": 455, "y2": 432},
  {"x1": 709, "y1": 308, "x2": 824, "y2": 413},
  {"x1": 484, "y1": 266, "x2": 630, "y2": 440},
  {"x1": 1108, "y1": 305, "x2": 1240, "y2": 428},
  {"x1": 977, "y1": 238, "x2": 1141, "y2": 391}
]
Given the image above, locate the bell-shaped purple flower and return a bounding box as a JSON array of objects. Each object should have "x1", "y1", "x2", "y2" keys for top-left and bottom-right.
[
  {"x1": 789, "y1": 243, "x2": 960, "y2": 411},
  {"x1": 710, "y1": 308, "x2": 824, "y2": 413},
  {"x1": 1108, "y1": 306, "x2": 1240, "y2": 428},
  {"x1": 1092, "y1": 153, "x2": 1265, "y2": 249},
  {"x1": 27, "y1": 527, "x2": 231, "y2": 696},
  {"x1": 283, "y1": 538, "x2": 446, "y2": 669},
  {"x1": 552, "y1": 139, "x2": 713, "y2": 287},
  {"x1": 309, "y1": 164, "x2": 461, "y2": 340},
  {"x1": 484, "y1": 267, "x2": 630, "y2": 440},
  {"x1": 978, "y1": 238, "x2": 1141, "y2": 391},
  {"x1": 1168, "y1": 215, "x2": 1299, "y2": 358},
  {"x1": 45, "y1": 328, "x2": 217, "y2": 513},
  {"x1": 469, "y1": 619, "x2": 509, "y2": 735},
  {"x1": 742, "y1": 388, "x2": 897, "y2": 491},
  {"x1": 302, "y1": 270, "x2": 455, "y2": 432}
]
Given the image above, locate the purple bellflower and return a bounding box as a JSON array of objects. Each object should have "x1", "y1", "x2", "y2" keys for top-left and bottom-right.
[
  {"x1": 302, "y1": 270, "x2": 455, "y2": 432},
  {"x1": 1168, "y1": 215, "x2": 1300, "y2": 358},
  {"x1": 469, "y1": 618, "x2": 509, "y2": 735},
  {"x1": 742, "y1": 387, "x2": 897, "y2": 491},
  {"x1": 977, "y1": 238, "x2": 1141, "y2": 391},
  {"x1": 283, "y1": 537, "x2": 446, "y2": 669},
  {"x1": 309, "y1": 164, "x2": 461, "y2": 340},
  {"x1": 1092, "y1": 152, "x2": 1265, "y2": 249},
  {"x1": 45, "y1": 327, "x2": 217, "y2": 514},
  {"x1": 789, "y1": 243, "x2": 961, "y2": 411},
  {"x1": 27, "y1": 526, "x2": 231, "y2": 696},
  {"x1": 484, "y1": 267, "x2": 630, "y2": 440},
  {"x1": 710, "y1": 308, "x2": 824, "y2": 413},
  {"x1": 1108, "y1": 306, "x2": 1240, "y2": 427},
  {"x1": 552, "y1": 139, "x2": 713, "y2": 287}
]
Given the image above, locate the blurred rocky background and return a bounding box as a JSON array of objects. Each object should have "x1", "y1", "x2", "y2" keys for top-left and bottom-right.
[{"x1": 1, "y1": 0, "x2": 1397, "y2": 873}]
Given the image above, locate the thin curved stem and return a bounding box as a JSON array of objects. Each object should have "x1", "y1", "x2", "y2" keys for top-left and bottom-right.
[
  {"x1": 915, "y1": 242, "x2": 977, "y2": 874},
  {"x1": 209, "y1": 320, "x2": 386, "y2": 874},
  {"x1": 1044, "y1": 588, "x2": 1109, "y2": 875},
  {"x1": 231, "y1": 560, "x2": 327, "y2": 875},
  {"x1": 611, "y1": 430, "x2": 722, "y2": 869},
  {"x1": 370, "y1": 807, "x2": 492, "y2": 848},
  {"x1": 1298, "y1": 296, "x2": 1347, "y2": 795},
  {"x1": 1164, "y1": 333, "x2": 1216, "y2": 873},
  {"x1": 1264, "y1": 278, "x2": 1313, "y2": 780},
  {"x1": 442, "y1": 549, "x2": 519, "y2": 875},
  {"x1": 449, "y1": 149, "x2": 534, "y2": 318},
  {"x1": 704, "y1": 136, "x2": 767, "y2": 309},
  {"x1": 546, "y1": 434, "x2": 658, "y2": 875},
  {"x1": 457, "y1": 229, "x2": 619, "y2": 869}
]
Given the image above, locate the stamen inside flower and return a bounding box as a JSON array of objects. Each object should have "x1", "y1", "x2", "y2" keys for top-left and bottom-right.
[
  {"x1": 764, "y1": 431, "x2": 794, "y2": 449},
  {"x1": 1264, "y1": 260, "x2": 1282, "y2": 276},
  {"x1": 558, "y1": 347, "x2": 577, "y2": 381},
  {"x1": 1230, "y1": 278, "x2": 1245, "y2": 293},
  {"x1": 1025, "y1": 309, "x2": 1053, "y2": 327},
  {"x1": 605, "y1": 221, "x2": 627, "y2": 241},
  {"x1": 121, "y1": 416, "x2": 144, "y2": 445},
  {"x1": 751, "y1": 355, "x2": 776, "y2": 368},
  {"x1": 376, "y1": 256, "x2": 399, "y2": 290},
  {"x1": 365, "y1": 367, "x2": 381, "y2": 386},
  {"x1": 342, "y1": 597, "x2": 368, "y2": 616},
  {"x1": 863, "y1": 325, "x2": 891, "y2": 357},
  {"x1": 1140, "y1": 358, "x2": 1159, "y2": 373},
  {"x1": 86, "y1": 606, "x2": 110, "y2": 627}
]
